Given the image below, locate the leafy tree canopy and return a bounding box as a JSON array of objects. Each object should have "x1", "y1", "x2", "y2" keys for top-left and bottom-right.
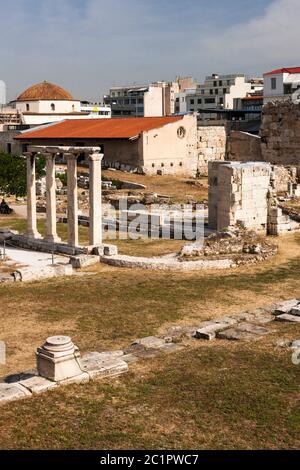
[{"x1": 0, "y1": 152, "x2": 45, "y2": 197}]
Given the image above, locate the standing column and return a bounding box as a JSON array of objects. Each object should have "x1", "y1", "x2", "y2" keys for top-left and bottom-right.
[
  {"x1": 25, "y1": 152, "x2": 41, "y2": 239},
  {"x1": 89, "y1": 152, "x2": 103, "y2": 246},
  {"x1": 66, "y1": 153, "x2": 79, "y2": 247},
  {"x1": 45, "y1": 153, "x2": 61, "y2": 243}
]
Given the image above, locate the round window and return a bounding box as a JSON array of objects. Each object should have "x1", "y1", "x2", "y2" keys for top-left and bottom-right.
[{"x1": 177, "y1": 126, "x2": 186, "y2": 139}]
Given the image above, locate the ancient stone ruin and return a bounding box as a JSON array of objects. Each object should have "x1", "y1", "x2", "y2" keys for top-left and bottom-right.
[{"x1": 208, "y1": 160, "x2": 298, "y2": 236}]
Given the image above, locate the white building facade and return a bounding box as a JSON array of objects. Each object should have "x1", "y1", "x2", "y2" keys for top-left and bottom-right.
[
  {"x1": 0, "y1": 80, "x2": 6, "y2": 106},
  {"x1": 185, "y1": 74, "x2": 256, "y2": 114},
  {"x1": 263, "y1": 67, "x2": 300, "y2": 104}
]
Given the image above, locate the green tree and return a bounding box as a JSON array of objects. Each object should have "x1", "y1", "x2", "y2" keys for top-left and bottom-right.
[{"x1": 0, "y1": 152, "x2": 46, "y2": 197}]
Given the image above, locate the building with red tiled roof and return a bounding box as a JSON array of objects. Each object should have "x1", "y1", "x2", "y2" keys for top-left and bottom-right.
[
  {"x1": 263, "y1": 67, "x2": 300, "y2": 104},
  {"x1": 16, "y1": 114, "x2": 198, "y2": 175}
]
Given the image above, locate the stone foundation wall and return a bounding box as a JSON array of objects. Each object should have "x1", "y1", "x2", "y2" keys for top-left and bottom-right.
[
  {"x1": 261, "y1": 101, "x2": 300, "y2": 166},
  {"x1": 226, "y1": 131, "x2": 262, "y2": 162},
  {"x1": 197, "y1": 126, "x2": 226, "y2": 175}
]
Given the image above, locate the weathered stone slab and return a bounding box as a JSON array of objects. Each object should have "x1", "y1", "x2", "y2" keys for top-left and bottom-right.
[
  {"x1": 122, "y1": 354, "x2": 140, "y2": 364},
  {"x1": 217, "y1": 328, "x2": 262, "y2": 342},
  {"x1": 0, "y1": 383, "x2": 31, "y2": 404},
  {"x1": 19, "y1": 375, "x2": 57, "y2": 394},
  {"x1": 215, "y1": 316, "x2": 238, "y2": 326},
  {"x1": 81, "y1": 351, "x2": 124, "y2": 364},
  {"x1": 69, "y1": 255, "x2": 100, "y2": 269},
  {"x1": 233, "y1": 312, "x2": 258, "y2": 322},
  {"x1": 130, "y1": 349, "x2": 162, "y2": 359},
  {"x1": 158, "y1": 343, "x2": 185, "y2": 354},
  {"x1": 275, "y1": 314, "x2": 300, "y2": 323},
  {"x1": 274, "y1": 299, "x2": 299, "y2": 316},
  {"x1": 59, "y1": 372, "x2": 90, "y2": 385},
  {"x1": 80, "y1": 355, "x2": 128, "y2": 380},
  {"x1": 290, "y1": 306, "x2": 300, "y2": 317},
  {"x1": 236, "y1": 322, "x2": 270, "y2": 336},
  {"x1": 252, "y1": 314, "x2": 274, "y2": 324},
  {"x1": 132, "y1": 336, "x2": 166, "y2": 350},
  {"x1": 195, "y1": 323, "x2": 229, "y2": 340}
]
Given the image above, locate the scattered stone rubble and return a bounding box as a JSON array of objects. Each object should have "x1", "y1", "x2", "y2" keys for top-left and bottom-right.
[
  {"x1": 1, "y1": 297, "x2": 300, "y2": 405},
  {"x1": 180, "y1": 227, "x2": 277, "y2": 266}
]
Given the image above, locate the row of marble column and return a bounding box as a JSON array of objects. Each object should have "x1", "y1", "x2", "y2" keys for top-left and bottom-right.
[{"x1": 25, "y1": 151, "x2": 103, "y2": 248}]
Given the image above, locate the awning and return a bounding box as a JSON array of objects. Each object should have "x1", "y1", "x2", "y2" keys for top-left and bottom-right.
[{"x1": 285, "y1": 74, "x2": 300, "y2": 86}]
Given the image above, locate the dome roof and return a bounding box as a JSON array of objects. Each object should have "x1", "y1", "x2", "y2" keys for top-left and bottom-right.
[{"x1": 17, "y1": 81, "x2": 74, "y2": 101}]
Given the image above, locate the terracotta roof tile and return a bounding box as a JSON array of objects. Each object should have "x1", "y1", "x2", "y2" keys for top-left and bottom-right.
[
  {"x1": 17, "y1": 81, "x2": 74, "y2": 101},
  {"x1": 264, "y1": 67, "x2": 300, "y2": 76},
  {"x1": 16, "y1": 116, "x2": 184, "y2": 140}
]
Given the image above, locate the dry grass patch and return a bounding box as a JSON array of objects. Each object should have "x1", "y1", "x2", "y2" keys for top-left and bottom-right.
[
  {"x1": 0, "y1": 232, "x2": 299, "y2": 377},
  {"x1": 0, "y1": 336, "x2": 299, "y2": 449}
]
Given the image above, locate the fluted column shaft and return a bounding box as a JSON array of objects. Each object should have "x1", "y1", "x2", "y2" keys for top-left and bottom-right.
[
  {"x1": 66, "y1": 153, "x2": 78, "y2": 247},
  {"x1": 89, "y1": 152, "x2": 103, "y2": 246},
  {"x1": 45, "y1": 153, "x2": 61, "y2": 243},
  {"x1": 25, "y1": 152, "x2": 41, "y2": 239}
]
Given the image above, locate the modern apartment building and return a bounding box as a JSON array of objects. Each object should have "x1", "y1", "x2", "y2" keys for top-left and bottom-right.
[
  {"x1": 185, "y1": 74, "x2": 262, "y2": 116},
  {"x1": 263, "y1": 67, "x2": 300, "y2": 104},
  {"x1": 103, "y1": 78, "x2": 196, "y2": 118}
]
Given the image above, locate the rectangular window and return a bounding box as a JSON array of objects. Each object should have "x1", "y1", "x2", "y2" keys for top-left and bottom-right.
[
  {"x1": 213, "y1": 81, "x2": 217, "y2": 87},
  {"x1": 271, "y1": 77, "x2": 277, "y2": 90},
  {"x1": 210, "y1": 89, "x2": 213, "y2": 95},
  {"x1": 197, "y1": 98, "x2": 202, "y2": 104},
  {"x1": 219, "y1": 80, "x2": 223, "y2": 86},
  {"x1": 215, "y1": 89, "x2": 218, "y2": 95},
  {"x1": 190, "y1": 99, "x2": 194, "y2": 104},
  {"x1": 223, "y1": 88, "x2": 227, "y2": 94},
  {"x1": 205, "y1": 98, "x2": 215, "y2": 104}
]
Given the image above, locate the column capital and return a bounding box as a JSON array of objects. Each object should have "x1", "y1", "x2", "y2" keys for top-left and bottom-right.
[
  {"x1": 64, "y1": 152, "x2": 77, "y2": 160},
  {"x1": 44, "y1": 152, "x2": 55, "y2": 160},
  {"x1": 89, "y1": 152, "x2": 104, "y2": 162}
]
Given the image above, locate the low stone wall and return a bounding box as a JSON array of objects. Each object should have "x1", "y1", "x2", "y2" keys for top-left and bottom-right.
[
  {"x1": 197, "y1": 125, "x2": 226, "y2": 175},
  {"x1": 100, "y1": 254, "x2": 234, "y2": 271},
  {"x1": 11, "y1": 234, "x2": 86, "y2": 256}
]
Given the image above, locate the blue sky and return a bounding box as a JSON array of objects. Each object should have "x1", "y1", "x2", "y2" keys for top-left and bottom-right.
[{"x1": 0, "y1": 0, "x2": 299, "y2": 101}]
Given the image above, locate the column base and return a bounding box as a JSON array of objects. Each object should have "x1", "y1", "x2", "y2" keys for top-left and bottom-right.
[
  {"x1": 44, "y1": 235, "x2": 62, "y2": 243},
  {"x1": 26, "y1": 231, "x2": 42, "y2": 239}
]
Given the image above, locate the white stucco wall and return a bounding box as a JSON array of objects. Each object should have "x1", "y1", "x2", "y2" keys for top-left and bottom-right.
[
  {"x1": 15, "y1": 100, "x2": 81, "y2": 114},
  {"x1": 224, "y1": 77, "x2": 252, "y2": 109},
  {"x1": 144, "y1": 86, "x2": 163, "y2": 117},
  {"x1": 142, "y1": 114, "x2": 198, "y2": 174},
  {"x1": 263, "y1": 73, "x2": 287, "y2": 104}
]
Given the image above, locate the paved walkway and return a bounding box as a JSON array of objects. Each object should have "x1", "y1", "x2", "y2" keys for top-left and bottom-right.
[
  {"x1": 10, "y1": 204, "x2": 45, "y2": 219},
  {"x1": 4, "y1": 247, "x2": 67, "y2": 268}
]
